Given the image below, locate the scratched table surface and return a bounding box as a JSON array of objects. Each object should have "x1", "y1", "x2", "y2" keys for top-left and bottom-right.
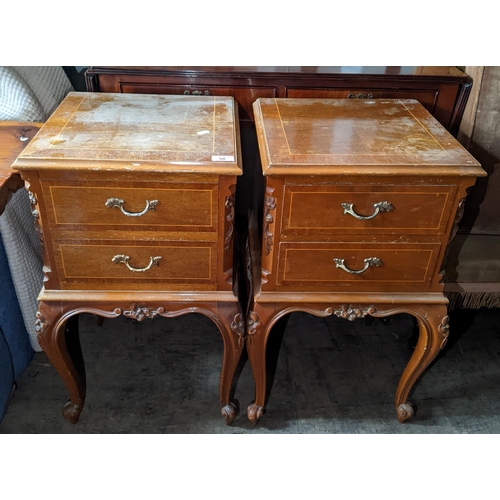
[
  {"x1": 253, "y1": 98, "x2": 482, "y2": 176},
  {"x1": 13, "y1": 92, "x2": 242, "y2": 175}
]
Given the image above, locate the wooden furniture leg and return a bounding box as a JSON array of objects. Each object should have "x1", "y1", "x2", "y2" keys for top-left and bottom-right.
[
  {"x1": 37, "y1": 299, "x2": 244, "y2": 425},
  {"x1": 245, "y1": 301, "x2": 450, "y2": 425},
  {"x1": 217, "y1": 304, "x2": 245, "y2": 424},
  {"x1": 393, "y1": 304, "x2": 449, "y2": 422},
  {"x1": 245, "y1": 303, "x2": 278, "y2": 424},
  {"x1": 36, "y1": 303, "x2": 92, "y2": 424}
]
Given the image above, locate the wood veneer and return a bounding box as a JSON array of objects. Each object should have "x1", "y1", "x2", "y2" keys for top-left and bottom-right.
[
  {"x1": 247, "y1": 98, "x2": 486, "y2": 424},
  {"x1": 13, "y1": 92, "x2": 244, "y2": 424}
]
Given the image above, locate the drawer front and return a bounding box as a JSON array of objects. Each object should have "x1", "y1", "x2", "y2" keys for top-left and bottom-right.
[
  {"x1": 44, "y1": 184, "x2": 218, "y2": 231},
  {"x1": 118, "y1": 83, "x2": 276, "y2": 121},
  {"x1": 52, "y1": 240, "x2": 217, "y2": 290},
  {"x1": 277, "y1": 242, "x2": 441, "y2": 289},
  {"x1": 285, "y1": 88, "x2": 439, "y2": 114},
  {"x1": 282, "y1": 185, "x2": 455, "y2": 236}
]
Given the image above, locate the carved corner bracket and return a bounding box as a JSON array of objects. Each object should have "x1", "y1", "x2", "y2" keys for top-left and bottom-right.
[
  {"x1": 224, "y1": 193, "x2": 235, "y2": 252},
  {"x1": 34, "y1": 311, "x2": 50, "y2": 335},
  {"x1": 264, "y1": 194, "x2": 276, "y2": 256},
  {"x1": 246, "y1": 311, "x2": 261, "y2": 337},
  {"x1": 230, "y1": 312, "x2": 246, "y2": 346},
  {"x1": 438, "y1": 315, "x2": 450, "y2": 349}
]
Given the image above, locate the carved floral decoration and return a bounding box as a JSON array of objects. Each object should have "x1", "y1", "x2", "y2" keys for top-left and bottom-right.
[
  {"x1": 438, "y1": 315, "x2": 450, "y2": 349},
  {"x1": 224, "y1": 194, "x2": 235, "y2": 252},
  {"x1": 230, "y1": 313, "x2": 246, "y2": 345},
  {"x1": 333, "y1": 304, "x2": 377, "y2": 322},
  {"x1": 264, "y1": 195, "x2": 276, "y2": 255},
  {"x1": 122, "y1": 306, "x2": 166, "y2": 321}
]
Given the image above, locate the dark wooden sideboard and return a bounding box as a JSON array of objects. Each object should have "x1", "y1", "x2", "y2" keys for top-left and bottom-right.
[{"x1": 85, "y1": 66, "x2": 471, "y2": 135}]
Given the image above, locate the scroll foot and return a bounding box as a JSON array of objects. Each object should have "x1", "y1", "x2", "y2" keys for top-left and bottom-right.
[
  {"x1": 221, "y1": 400, "x2": 240, "y2": 425},
  {"x1": 247, "y1": 403, "x2": 265, "y2": 425},
  {"x1": 397, "y1": 402, "x2": 415, "y2": 423},
  {"x1": 62, "y1": 400, "x2": 82, "y2": 424}
]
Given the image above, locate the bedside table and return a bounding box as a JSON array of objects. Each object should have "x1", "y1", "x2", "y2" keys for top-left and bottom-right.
[
  {"x1": 13, "y1": 92, "x2": 244, "y2": 424},
  {"x1": 247, "y1": 98, "x2": 486, "y2": 424}
]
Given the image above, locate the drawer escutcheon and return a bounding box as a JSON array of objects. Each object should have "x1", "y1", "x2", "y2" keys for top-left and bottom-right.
[
  {"x1": 105, "y1": 198, "x2": 159, "y2": 217},
  {"x1": 341, "y1": 201, "x2": 394, "y2": 220},
  {"x1": 333, "y1": 257, "x2": 382, "y2": 274},
  {"x1": 111, "y1": 254, "x2": 162, "y2": 273}
]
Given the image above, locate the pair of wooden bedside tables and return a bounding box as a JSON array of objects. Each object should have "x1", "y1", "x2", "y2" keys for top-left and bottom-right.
[{"x1": 12, "y1": 92, "x2": 485, "y2": 425}]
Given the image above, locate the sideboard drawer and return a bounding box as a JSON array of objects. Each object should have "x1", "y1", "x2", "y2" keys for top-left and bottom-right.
[
  {"x1": 277, "y1": 242, "x2": 441, "y2": 289},
  {"x1": 118, "y1": 84, "x2": 276, "y2": 121},
  {"x1": 44, "y1": 184, "x2": 218, "y2": 231},
  {"x1": 52, "y1": 240, "x2": 217, "y2": 289},
  {"x1": 281, "y1": 185, "x2": 455, "y2": 236},
  {"x1": 286, "y1": 88, "x2": 440, "y2": 113}
]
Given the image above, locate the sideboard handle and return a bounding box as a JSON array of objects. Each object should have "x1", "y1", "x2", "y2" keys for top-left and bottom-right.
[
  {"x1": 105, "y1": 198, "x2": 159, "y2": 217},
  {"x1": 333, "y1": 257, "x2": 382, "y2": 274},
  {"x1": 341, "y1": 201, "x2": 394, "y2": 220},
  {"x1": 111, "y1": 255, "x2": 162, "y2": 273},
  {"x1": 183, "y1": 90, "x2": 211, "y2": 96},
  {"x1": 347, "y1": 93, "x2": 374, "y2": 99}
]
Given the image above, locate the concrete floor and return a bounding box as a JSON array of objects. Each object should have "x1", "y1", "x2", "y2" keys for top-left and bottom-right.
[{"x1": 1, "y1": 307, "x2": 500, "y2": 433}]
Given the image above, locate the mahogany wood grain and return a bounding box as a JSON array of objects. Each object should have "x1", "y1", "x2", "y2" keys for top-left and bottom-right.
[
  {"x1": 14, "y1": 93, "x2": 244, "y2": 425},
  {"x1": 246, "y1": 98, "x2": 486, "y2": 424}
]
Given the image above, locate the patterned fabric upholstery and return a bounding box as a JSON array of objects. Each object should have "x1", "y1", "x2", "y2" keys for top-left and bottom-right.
[{"x1": 0, "y1": 66, "x2": 73, "y2": 350}]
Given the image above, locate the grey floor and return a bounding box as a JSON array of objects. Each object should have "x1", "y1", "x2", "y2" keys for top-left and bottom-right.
[{"x1": 1, "y1": 307, "x2": 500, "y2": 433}]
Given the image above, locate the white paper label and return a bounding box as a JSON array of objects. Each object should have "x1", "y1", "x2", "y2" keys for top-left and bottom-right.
[{"x1": 211, "y1": 155, "x2": 235, "y2": 162}]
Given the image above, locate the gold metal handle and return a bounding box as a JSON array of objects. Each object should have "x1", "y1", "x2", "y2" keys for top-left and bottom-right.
[
  {"x1": 105, "y1": 198, "x2": 158, "y2": 217},
  {"x1": 333, "y1": 257, "x2": 382, "y2": 274},
  {"x1": 183, "y1": 90, "x2": 211, "y2": 96},
  {"x1": 347, "y1": 93, "x2": 374, "y2": 99},
  {"x1": 111, "y1": 254, "x2": 161, "y2": 273},
  {"x1": 341, "y1": 201, "x2": 394, "y2": 220}
]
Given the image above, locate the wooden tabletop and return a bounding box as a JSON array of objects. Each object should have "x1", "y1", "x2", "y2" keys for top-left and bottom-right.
[
  {"x1": 14, "y1": 92, "x2": 242, "y2": 175},
  {"x1": 0, "y1": 121, "x2": 42, "y2": 215},
  {"x1": 253, "y1": 98, "x2": 485, "y2": 177}
]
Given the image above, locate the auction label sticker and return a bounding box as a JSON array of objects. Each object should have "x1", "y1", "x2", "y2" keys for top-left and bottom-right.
[{"x1": 211, "y1": 155, "x2": 235, "y2": 162}]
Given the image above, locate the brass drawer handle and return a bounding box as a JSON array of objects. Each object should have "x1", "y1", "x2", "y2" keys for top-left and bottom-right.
[
  {"x1": 333, "y1": 257, "x2": 382, "y2": 274},
  {"x1": 112, "y1": 254, "x2": 161, "y2": 273},
  {"x1": 347, "y1": 93, "x2": 374, "y2": 99},
  {"x1": 105, "y1": 198, "x2": 158, "y2": 217},
  {"x1": 183, "y1": 90, "x2": 211, "y2": 96},
  {"x1": 341, "y1": 201, "x2": 394, "y2": 220}
]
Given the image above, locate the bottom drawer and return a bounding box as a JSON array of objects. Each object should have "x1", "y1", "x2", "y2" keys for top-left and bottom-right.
[
  {"x1": 277, "y1": 242, "x2": 441, "y2": 290},
  {"x1": 52, "y1": 240, "x2": 217, "y2": 291}
]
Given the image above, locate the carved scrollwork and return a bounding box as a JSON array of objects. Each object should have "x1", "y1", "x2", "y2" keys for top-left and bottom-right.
[
  {"x1": 121, "y1": 305, "x2": 166, "y2": 321},
  {"x1": 438, "y1": 315, "x2": 450, "y2": 349},
  {"x1": 246, "y1": 311, "x2": 261, "y2": 336},
  {"x1": 397, "y1": 402, "x2": 415, "y2": 422},
  {"x1": 264, "y1": 195, "x2": 276, "y2": 256},
  {"x1": 230, "y1": 313, "x2": 246, "y2": 345},
  {"x1": 34, "y1": 311, "x2": 49, "y2": 334},
  {"x1": 28, "y1": 191, "x2": 39, "y2": 219},
  {"x1": 334, "y1": 304, "x2": 377, "y2": 321},
  {"x1": 26, "y1": 188, "x2": 46, "y2": 259},
  {"x1": 224, "y1": 194, "x2": 235, "y2": 252}
]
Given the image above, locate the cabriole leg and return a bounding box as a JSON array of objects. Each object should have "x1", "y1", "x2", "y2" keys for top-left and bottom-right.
[{"x1": 395, "y1": 304, "x2": 449, "y2": 422}]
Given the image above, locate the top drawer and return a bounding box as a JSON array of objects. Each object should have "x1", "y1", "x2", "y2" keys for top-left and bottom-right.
[
  {"x1": 281, "y1": 184, "x2": 456, "y2": 236},
  {"x1": 42, "y1": 182, "x2": 218, "y2": 232}
]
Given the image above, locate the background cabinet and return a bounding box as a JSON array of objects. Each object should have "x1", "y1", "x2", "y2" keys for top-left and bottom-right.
[
  {"x1": 85, "y1": 66, "x2": 473, "y2": 220},
  {"x1": 85, "y1": 66, "x2": 471, "y2": 134}
]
